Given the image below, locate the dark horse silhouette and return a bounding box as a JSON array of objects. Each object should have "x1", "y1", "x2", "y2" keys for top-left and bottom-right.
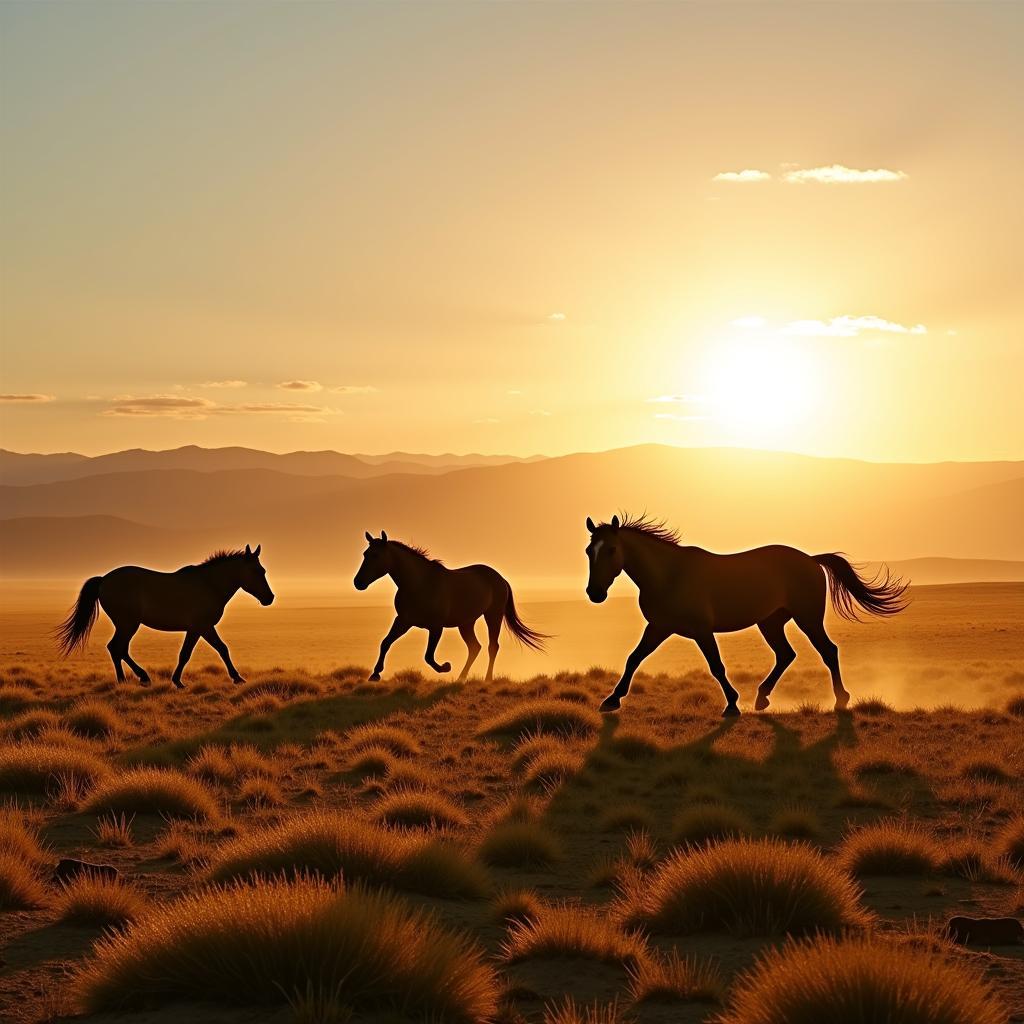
[
  {"x1": 585, "y1": 515, "x2": 908, "y2": 716},
  {"x1": 354, "y1": 531, "x2": 547, "y2": 682},
  {"x1": 56, "y1": 545, "x2": 274, "y2": 688}
]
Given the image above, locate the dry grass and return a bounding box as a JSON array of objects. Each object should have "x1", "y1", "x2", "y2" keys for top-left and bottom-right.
[
  {"x1": 600, "y1": 805, "x2": 656, "y2": 833},
  {"x1": 207, "y1": 807, "x2": 488, "y2": 898},
  {"x1": 769, "y1": 807, "x2": 822, "y2": 841},
  {"x1": 608, "y1": 727, "x2": 663, "y2": 760},
  {"x1": 0, "y1": 741, "x2": 109, "y2": 795},
  {"x1": 344, "y1": 745, "x2": 395, "y2": 778},
  {"x1": 671, "y1": 804, "x2": 752, "y2": 847},
  {"x1": 0, "y1": 684, "x2": 37, "y2": 713},
  {"x1": 543, "y1": 998, "x2": 624, "y2": 1024},
  {"x1": 0, "y1": 848, "x2": 48, "y2": 910},
  {"x1": 54, "y1": 874, "x2": 147, "y2": 926},
  {"x1": 233, "y1": 676, "x2": 323, "y2": 702},
  {"x1": 344, "y1": 723, "x2": 420, "y2": 757},
  {"x1": 3, "y1": 708, "x2": 62, "y2": 740},
  {"x1": 493, "y1": 886, "x2": 543, "y2": 927},
  {"x1": 619, "y1": 838, "x2": 870, "y2": 937},
  {"x1": 524, "y1": 747, "x2": 586, "y2": 789},
  {"x1": 838, "y1": 819, "x2": 943, "y2": 876},
  {"x1": 479, "y1": 819, "x2": 562, "y2": 868},
  {"x1": 0, "y1": 805, "x2": 50, "y2": 867},
  {"x1": 958, "y1": 758, "x2": 1012, "y2": 784},
  {"x1": 92, "y1": 812, "x2": 134, "y2": 848},
  {"x1": 154, "y1": 821, "x2": 213, "y2": 868},
  {"x1": 716, "y1": 935, "x2": 1006, "y2": 1024},
  {"x1": 479, "y1": 699, "x2": 602, "y2": 738},
  {"x1": 65, "y1": 699, "x2": 121, "y2": 739},
  {"x1": 238, "y1": 776, "x2": 285, "y2": 808},
  {"x1": 188, "y1": 743, "x2": 277, "y2": 784},
  {"x1": 502, "y1": 902, "x2": 647, "y2": 968},
  {"x1": 627, "y1": 949, "x2": 724, "y2": 1004},
  {"x1": 998, "y1": 817, "x2": 1024, "y2": 869},
  {"x1": 84, "y1": 768, "x2": 220, "y2": 820},
  {"x1": 372, "y1": 787, "x2": 468, "y2": 829},
  {"x1": 73, "y1": 876, "x2": 500, "y2": 1023}
]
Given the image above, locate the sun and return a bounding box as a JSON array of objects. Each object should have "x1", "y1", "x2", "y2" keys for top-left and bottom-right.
[{"x1": 701, "y1": 336, "x2": 820, "y2": 438}]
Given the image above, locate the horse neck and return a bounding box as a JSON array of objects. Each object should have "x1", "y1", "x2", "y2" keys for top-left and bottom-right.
[
  {"x1": 199, "y1": 560, "x2": 243, "y2": 603},
  {"x1": 621, "y1": 531, "x2": 677, "y2": 593},
  {"x1": 387, "y1": 546, "x2": 440, "y2": 589}
]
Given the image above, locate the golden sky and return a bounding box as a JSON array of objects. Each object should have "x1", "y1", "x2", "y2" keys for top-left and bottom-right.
[{"x1": 1, "y1": 2, "x2": 1021, "y2": 462}]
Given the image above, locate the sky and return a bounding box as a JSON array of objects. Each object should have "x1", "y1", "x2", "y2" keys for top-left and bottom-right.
[{"x1": 1, "y1": 1, "x2": 1022, "y2": 463}]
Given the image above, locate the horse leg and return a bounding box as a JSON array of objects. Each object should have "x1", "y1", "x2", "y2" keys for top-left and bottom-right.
[
  {"x1": 424, "y1": 626, "x2": 451, "y2": 674},
  {"x1": 692, "y1": 631, "x2": 741, "y2": 717},
  {"x1": 120, "y1": 624, "x2": 150, "y2": 685},
  {"x1": 171, "y1": 630, "x2": 200, "y2": 689},
  {"x1": 600, "y1": 623, "x2": 670, "y2": 713},
  {"x1": 106, "y1": 626, "x2": 129, "y2": 684},
  {"x1": 202, "y1": 627, "x2": 244, "y2": 684},
  {"x1": 370, "y1": 617, "x2": 409, "y2": 682},
  {"x1": 456, "y1": 620, "x2": 482, "y2": 682},
  {"x1": 484, "y1": 607, "x2": 502, "y2": 682},
  {"x1": 793, "y1": 613, "x2": 849, "y2": 710},
  {"x1": 753, "y1": 610, "x2": 795, "y2": 711}
]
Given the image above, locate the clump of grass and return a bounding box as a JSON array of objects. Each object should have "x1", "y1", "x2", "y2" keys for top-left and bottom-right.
[
  {"x1": 543, "y1": 998, "x2": 624, "y2": 1024},
  {"x1": 93, "y1": 812, "x2": 134, "y2": 848},
  {"x1": 0, "y1": 684, "x2": 37, "y2": 713},
  {"x1": 207, "y1": 808, "x2": 488, "y2": 898},
  {"x1": 479, "y1": 819, "x2": 562, "y2": 868},
  {"x1": 344, "y1": 745, "x2": 394, "y2": 779},
  {"x1": 852, "y1": 697, "x2": 894, "y2": 716},
  {"x1": 769, "y1": 807, "x2": 821, "y2": 841},
  {"x1": 959, "y1": 759, "x2": 1012, "y2": 783},
  {"x1": 0, "y1": 848, "x2": 48, "y2": 910},
  {"x1": 627, "y1": 949, "x2": 724, "y2": 1004},
  {"x1": 493, "y1": 887, "x2": 543, "y2": 928},
  {"x1": 3, "y1": 708, "x2": 62, "y2": 740},
  {"x1": 73, "y1": 877, "x2": 500, "y2": 1023},
  {"x1": 479, "y1": 699, "x2": 602, "y2": 738},
  {"x1": 0, "y1": 805, "x2": 50, "y2": 867},
  {"x1": 1005, "y1": 695, "x2": 1024, "y2": 717},
  {"x1": 672, "y1": 804, "x2": 752, "y2": 847},
  {"x1": 998, "y1": 817, "x2": 1024, "y2": 869},
  {"x1": 84, "y1": 768, "x2": 219, "y2": 821},
  {"x1": 619, "y1": 838, "x2": 869, "y2": 937},
  {"x1": 65, "y1": 699, "x2": 120, "y2": 739},
  {"x1": 838, "y1": 819, "x2": 942, "y2": 877},
  {"x1": 609, "y1": 728, "x2": 662, "y2": 760},
  {"x1": 601, "y1": 805, "x2": 655, "y2": 833},
  {"x1": 941, "y1": 839, "x2": 1018, "y2": 884},
  {"x1": 239, "y1": 776, "x2": 285, "y2": 809},
  {"x1": 233, "y1": 676, "x2": 322, "y2": 702},
  {"x1": 502, "y1": 903, "x2": 647, "y2": 968},
  {"x1": 344, "y1": 723, "x2": 420, "y2": 757},
  {"x1": 55, "y1": 874, "x2": 146, "y2": 926},
  {"x1": 716, "y1": 935, "x2": 1005, "y2": 1024},
  {"x1": 525, "y1": 748, "x2": 585, "y2": 789},
  {"x1": 382, "y1": 761, "x2": 439, "y2": 792},
  {"x1": 188, "y1": 743, "x2": 277, "y2": 785},
  {"x1": 154, "y1": 821, "x2": 212, "y2": 868},
  {"x1": 372, "y1": 788, "x2": 469, "y2": 830},
  {"x1": 850, "y1": 752, "x2": 919, "y2": 778},
  {"x1": 0, "y1": 742, "x2": 109, "y2": 795},
  {"x1": 510, "y1": 732, "x2": 566, "y2": 772}
]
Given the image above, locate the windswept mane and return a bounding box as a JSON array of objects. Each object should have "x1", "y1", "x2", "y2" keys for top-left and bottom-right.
[
  {"x1": 604, "y1": 513, "x2": 681, "y2": 546},
  {"x1": 390, "y1": 540, "x2": 445, "y2": 566},
  {"x1": 200, "y1": 549, "x2": 246, "y2": 565}
]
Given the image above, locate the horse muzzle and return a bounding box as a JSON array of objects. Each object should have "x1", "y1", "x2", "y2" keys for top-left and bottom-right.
[
  {"x1": 260, "y1": 594, "x2": 275, "y2": 607},
  {"x1": 586, "y1": 587, "x2": 608, "y2": 604},
  {"x1": 353, "y1": 577, "x2": 368, "y2": 591}
]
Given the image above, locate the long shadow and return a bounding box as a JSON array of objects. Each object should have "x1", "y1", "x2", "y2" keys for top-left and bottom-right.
[{"x1": 119, "y1": 682, "x2": 462, "y2": 766}]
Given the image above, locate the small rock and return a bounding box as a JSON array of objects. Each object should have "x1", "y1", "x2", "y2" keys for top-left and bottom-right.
[
  {"x1": 945, "y1": 915, "x2": 1024, "y2": 946},
  {"x1": 52, "y1": 858, "x2": 119, "y2": 885}
]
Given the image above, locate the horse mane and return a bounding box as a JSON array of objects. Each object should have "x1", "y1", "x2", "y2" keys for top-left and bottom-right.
[
  {"x1": 389, "y1": 540, "x2": 445, "y2": 566},
  {"x1": 200, "y1": 549, "x2": 246, "y2": 565},
  {"x1": 604, "y1": 512, "x2": 681, "y2": 546}
]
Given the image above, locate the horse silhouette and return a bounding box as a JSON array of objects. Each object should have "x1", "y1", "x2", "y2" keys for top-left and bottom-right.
[
  {"x1": 585, "y1": 514, "x2": 908, "y2": 716},
  {"x1": 56, "y1": 545, "x2": 274, "y2": 688},
  {"x1": 354, "y1": 531, "x2": 547, "y2": 682}
]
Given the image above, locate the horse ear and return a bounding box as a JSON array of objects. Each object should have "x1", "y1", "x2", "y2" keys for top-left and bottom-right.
[
  {"x1": 365, "y1": 531, "x2": 373, "y2": 543},
  {"x1": 381, "y1": 530, "x2": 388, "y2": 542},
  {"x1": 245, "y1": 544, "x2": 252, "y2": 555},
  {"x1": 611, "y1": 515, "x2": 620, "y2": 530},
  {"x1": 586, "y1": 516, "x2": 596, "y2": 534},
  {"x1": 253, "y1": 544, "x2": 261, "y2": 557}
]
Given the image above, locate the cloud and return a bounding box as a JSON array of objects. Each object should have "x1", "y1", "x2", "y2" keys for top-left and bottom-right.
[
  {"x1": 233, "y1": 402, "x2": 327, "y2": 414},
  {"x1": 202, "y1": 379, "x2": 247, "y2": 389},
  {"x1": 783, "y1": 164, "x2": 906, "y2": 184},
  {"x1": 779, "y1": 315, "x2": 926, "y2": 337},
  {"x1": 712, "y1": 169, "x2": 772, "y2": 183},
  {"x1": 102, "y1": 395, "x2": 334, "y2": 419},
  {"x1": 547, "y1": 312, "x2": 567, "y2": 321},
  {"x1": 0, "y1": 393, "x2": 55, "y2": 402},
  {"x1": 646, "y1": 393, "x2": 707, "y2": 404},
  {"x1": 277, "y1": 380, "x2": 323, "y2": 392},
  {"x1": 331, "y1": 385, "x2": 377, "y2": 395}
]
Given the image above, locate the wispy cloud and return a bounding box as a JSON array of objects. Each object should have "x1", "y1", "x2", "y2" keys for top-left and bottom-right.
[
  {"x1": 783, "y1": 165, "x2": 906, "y2": 184},
  {"x1": 712, "y1": 169, "x2": 771, "y2": 183},
  {"x1": 331, "y1": 385, "x2": 377, "y2": 395},
  {"x1": 202, "y1": 379, "x2": 247, "y2": 389},
  {"x1": 102, "y1": 395, "x2": 334, "y2": 420},
  {"x1": 0, "y1": 393, "x2": 55, "y2": 402},
  {"x1": 779, "y1": 315, "x2": 926, "y2": 337},
  {"x1": 547, "y1": 312, "x2": 567, "y2": 321},
  {"x1": 277, "y1": 380, "x2": 323, "y2": 392}
]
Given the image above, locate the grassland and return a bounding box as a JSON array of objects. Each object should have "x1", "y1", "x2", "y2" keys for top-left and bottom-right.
[{"x1": 1, "y1": 645, "x2": 1022, "y2": 1024}]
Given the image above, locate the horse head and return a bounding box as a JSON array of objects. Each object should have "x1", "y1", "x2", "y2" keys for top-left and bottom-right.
[
  {"x1": 354, "y1": 531, "x2": 390, "y2": 591},
  {"x1": 238, "y1": 544, "x2": 275, "y2": 606},
  {"x1": 585, "y1": 515, "x2": 625, "y2": 603}
]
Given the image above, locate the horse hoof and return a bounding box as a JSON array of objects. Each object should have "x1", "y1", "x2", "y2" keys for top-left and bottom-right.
[
  {"x1": 139, "y1": 676, "x2": 151, "y2": 687},
  {"x1": 172, "y1": 680, "x2": 186, "y2": 690},
  {"x1": 754, "y1": 694, "x2": 769, "y2": 711},
  {"x1": 368, "y1": 673, "x2": 381, "y2": 682},
  {"x1": 599, "y1": 695, "x2": 621, "y2": 714},
  {"x1": 232, "y1": 676, "x2": 246, "y2": 686},
  {"x1": 722, "y1": 704, "x2": 741, "y2": 718},
  {"x1": 834, "y1": 692, "x2": 851, "y2": 711},
  {"x1": 438, "y1": 662, "x2": 451, "y2": 674}
]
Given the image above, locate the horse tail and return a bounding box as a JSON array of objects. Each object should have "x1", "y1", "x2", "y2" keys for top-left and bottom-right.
[
  {"x1": 55, "y1": 576, "x2": 103, "y2": 656},
  {"x1": 502, "y1": 586, "x2": 549, "y2": 651},
  {"x1": 813, "y1": 553, "x2": 909, "y2": 621}
]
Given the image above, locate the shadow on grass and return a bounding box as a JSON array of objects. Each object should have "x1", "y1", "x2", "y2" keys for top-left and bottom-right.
[{"x1": 118, "y1": 683, "x2": 462, "y2": 767}]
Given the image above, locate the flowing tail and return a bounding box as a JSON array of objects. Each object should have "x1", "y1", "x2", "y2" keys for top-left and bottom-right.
[
  {"x1": 55, "y1": 577, "x2": 103, "y2": 656},
  {"x1": 503, "y1": 587, "x2": 549, "y2": 651},
  {"x1": 814, "y1": 553, "x2": 909, "y2": 621}
]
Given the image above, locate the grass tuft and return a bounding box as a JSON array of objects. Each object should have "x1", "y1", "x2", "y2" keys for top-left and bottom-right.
[
  {"x1": 479, "y1": 819, "x2": 562, "y2": 868},
  {"x1": 65, "y1": 699, "x2": 120, "y2": 739},
  {"x1": 55, "y1": 874, "x2": 146, "y2": 926},
  {"x1": 344, "y1": 723, "x2": 420, "y2": 757},
  {"x1": 93, "y1": 812, "x2": 134, "y2": 848},
  {"x1": 0, "y1": 848, "x2": 48, "y2": 910},
  {"x1": 84, "y1": 768, "x2": 219, "y2": 820},
  {"x1": 372, "y1": 788, "x2": 469, "y2": 830},
  {"x1": 672, "y1": 804, "x2": 752, "y2": 847},
  {"x1": 543, "y1": 998, "x2": 624, "y2": 1024},
  {"x1": 0, "y1": 805, "x2": 50, "y2": 867},
  {"x1": 479, "y1": 699, "x2": 602, "y2": 738},
  {"x1": 502, "y1": 903, "x2": 647, "y2": 968},
  {"x1": 0, "y1": 742, "x2": 109, "y2": 795},
  {"x1": 998, "y1": 817, "x2": 1024, "y2": 869},
  {"x1": 837, "y1": 819, "x2": 942, "y2": 877},
  {"x1": 493, "y1": 887, "x2": 543, "y2": 928},
  {"x1": 627, "y1": 949, "x2": 724, "y2": 1004}
]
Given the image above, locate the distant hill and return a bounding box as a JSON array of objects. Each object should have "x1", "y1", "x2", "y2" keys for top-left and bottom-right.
[
  {"x1": 869, "y1": 557, "x2": 1024, "y2": 586},
  {"x1": 1, "y1": 444, "x2": 1020, "y2": 581}
]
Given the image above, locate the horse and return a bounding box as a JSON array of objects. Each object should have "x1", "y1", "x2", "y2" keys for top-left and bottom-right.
[
  {"x1": 584, "y1": 514, "x2": 909, "y2": 716},
  {"x1": 56, "y1": 545, "x2": 274, "y2": 688},
  {"x1": 353, "y1": 531, "x2": 547, "y2": 682}
]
